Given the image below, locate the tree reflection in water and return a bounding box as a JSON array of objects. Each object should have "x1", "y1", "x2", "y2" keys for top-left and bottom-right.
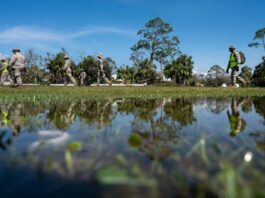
[
  {"x1": 0, "y1": 98, "x2": 264, "y2": 197},
  {"x1": 252, "y1": 97, "x2": 265, "y2": 151},
  {"x1": 122, "y1": 98, "x2": 196, "y2": 161}
]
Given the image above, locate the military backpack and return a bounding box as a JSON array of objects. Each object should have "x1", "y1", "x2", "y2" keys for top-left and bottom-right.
[{"x1": 238, "y1": 52, "x2": 246, "y2": 65}]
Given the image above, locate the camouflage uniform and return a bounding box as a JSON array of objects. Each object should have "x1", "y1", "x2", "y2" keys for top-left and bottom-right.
[
  {"x1": 97, "y1": 54, "x2": 111, "y2": 86},
  {"x1": 79, "y1": 71, "x2": 87, "y2": 86},
  {"x1": 63, "y1": 56, "x2": 77, "y2": 86},
  {"x1": 9, "y1": 49, "x2": 25, "y2": 86},
  {"x1": 0, "y1": 59, "x2": 14, "y2": 85}
]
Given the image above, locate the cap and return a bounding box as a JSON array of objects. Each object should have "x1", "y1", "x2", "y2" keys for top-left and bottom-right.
[
  {"x1": 229, "y1": 45, "x2": 235, "y2": 49},
  {"x1": 64, "y1": 55, "x2": 69, "y2": 59}
]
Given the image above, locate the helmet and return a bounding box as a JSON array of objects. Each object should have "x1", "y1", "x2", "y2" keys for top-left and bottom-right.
[
  {"x1": 64, "y1": 55, "x2": 69, "y2": 59},
  {"x1": 12, "y1": 48, "x2": 21, "y2": 52},
  {"x1": 229, "y1": 45, "x2": 235, "y2": 50}
]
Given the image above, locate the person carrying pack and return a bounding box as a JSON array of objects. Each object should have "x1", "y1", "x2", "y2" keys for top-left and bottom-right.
[
  {"x1": 79, "y1": 69, "x2": 87, "y2": 86},
  {"x1": 0, "y1": 57, "x2": 14, "y2": 86},
  {"x1": 62, "y1": 55, "x2": 77, "y2": 86},
  {"x1": 97, "y1": 54, "x2": 112, "y2": 86},
  {"x1": 9, "y1": 48, "x2": 25, "y2": 87},
  {"x1": 226, "y1": 46, "x2": 246, "y2": 86}
]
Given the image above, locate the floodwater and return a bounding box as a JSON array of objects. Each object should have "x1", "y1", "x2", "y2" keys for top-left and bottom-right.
[{"x1": 0, "y1": 97, "x2": 264, "y2": 197}]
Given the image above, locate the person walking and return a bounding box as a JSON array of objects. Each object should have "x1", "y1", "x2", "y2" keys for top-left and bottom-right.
[
  {"x1": 226, "y1": 46, "x2": 246, "y2": 87},
  {"x1": 0, "y1": 57, "x2": 14, "y2": 86},
  {"x1": 62, "y1": 55, "x2": 77, "y2": 86},
  {"x1": 9, "y1": 48, "x2": 25, "y2": 87},
  {"x1": 97, "y1": 54, "x2": 112, "y2": 86},
  {"x1": 79, "y1": 69, "x2": 87, "y2": 86}
]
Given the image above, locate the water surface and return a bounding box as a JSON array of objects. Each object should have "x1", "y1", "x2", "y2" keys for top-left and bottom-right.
[{"x1": 0, "y1": 97, "x2": 264, "y2": 197}]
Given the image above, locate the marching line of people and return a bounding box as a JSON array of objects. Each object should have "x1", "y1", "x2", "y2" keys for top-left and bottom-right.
[
  {"x1": 0, "y1": 47, "x2": 264, "y2": 87},
  {"x1": 0, "y1": 48, "x2": 112, "y2": 87}
]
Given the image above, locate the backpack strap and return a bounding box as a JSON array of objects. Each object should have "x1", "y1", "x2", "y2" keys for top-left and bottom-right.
[{"x1": 234, "y1": 51, "x2": 241, "y2": 64}]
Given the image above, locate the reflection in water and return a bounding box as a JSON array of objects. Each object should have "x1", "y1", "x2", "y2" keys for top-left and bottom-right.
[
  {"x1": 227, "y1": 97, "x2": 247, "y2": 137},
  {"x1": 0, "y1": 98, "x2": 264, "y2": 197},
  {"x1": 254, "y1": 97, "x2": 265, "y2": 125},
  {"x1": 251, "y1": 97, "x2": 265, "y2": 151},
  {"x1": 0, "y1": 98, "x2": 264, "y2": 149},
  {"x1": 164, "y1": 98, "x2": 196, "y2": 126},
  {"x1": 250, "y1": 131, "x2": 265, "y2": 152},
  {"x1": 76, "y1": 98, "x2": 115, "y2": 130},
  {"x1": 206, "y1": 98, "x2": 228, "y2": 114}
]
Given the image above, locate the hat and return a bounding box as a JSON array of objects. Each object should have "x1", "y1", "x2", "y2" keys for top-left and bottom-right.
[
  {"x1": 64, "y1": 55, "x2": 69, "y2": 59},
  {"x1": 12, "y1": 48, "x2": 20, "y2": 52},
  {"x1": 229, "y1": 45, "x2": 235, "y2": 49},
  {"x1": 0, "y1": 57, "x2": 7, "y2": 61},
  {"x1": 97, "y1": 53, "x2": 104, "y2": 59}
]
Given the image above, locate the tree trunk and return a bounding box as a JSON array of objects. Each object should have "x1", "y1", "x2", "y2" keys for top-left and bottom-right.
[
  {"x1": 160, "y1": 63, "x2": 163, "y2": 83},
  {"x1": 149, "y1": 52, "x2": 154, "y2": 70}
]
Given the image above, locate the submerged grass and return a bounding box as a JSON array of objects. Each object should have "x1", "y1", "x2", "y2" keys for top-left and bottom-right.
[{"x1": 0, "y1": 86, "x2": 265, "y2": 102}]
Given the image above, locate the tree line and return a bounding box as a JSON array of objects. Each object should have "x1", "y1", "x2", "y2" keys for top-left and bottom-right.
[{"x1": 7, "y1": 17, "x2": 265, "y2": 86}]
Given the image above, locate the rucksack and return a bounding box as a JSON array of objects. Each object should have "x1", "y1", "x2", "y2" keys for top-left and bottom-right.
[{"x1": 238, "y1": 52, "x2": 246, "y2": 64}]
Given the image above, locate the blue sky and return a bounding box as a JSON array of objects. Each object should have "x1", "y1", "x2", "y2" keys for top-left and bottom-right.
[{"x1": 0, "y1": 0, "x2": 264, "y2": 74}]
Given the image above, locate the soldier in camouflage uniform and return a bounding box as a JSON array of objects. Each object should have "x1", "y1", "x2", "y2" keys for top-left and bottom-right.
[
  {"x1": 0, "y1": 57, "x2": 14, "y2": 86},
  {"x1": 62, "y1": 55, "x2": 77, "y2": 86},
  {"x1": 79, "y1": 69, "x2": 87, "y2": 86},
  {"x1": 9, "y1": 48, "x2": 25, "y2": 87},
  {"x1": 97, "y1": 54, "x2": 112, "y2": 86}
]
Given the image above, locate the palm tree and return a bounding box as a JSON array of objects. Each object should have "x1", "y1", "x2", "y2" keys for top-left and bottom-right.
[{"x1": 164, "y1": 54, "x2": 194, "y2": 85}]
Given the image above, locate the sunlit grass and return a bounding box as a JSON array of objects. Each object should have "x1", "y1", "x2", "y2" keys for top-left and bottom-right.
[{"x1": 0, "y1": 86, "x2": 265, "y2": 102}]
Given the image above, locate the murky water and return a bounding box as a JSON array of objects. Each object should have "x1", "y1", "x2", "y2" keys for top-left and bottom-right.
[{"x1": 0, "y1": 97, "x2": 264, "y2": 197}]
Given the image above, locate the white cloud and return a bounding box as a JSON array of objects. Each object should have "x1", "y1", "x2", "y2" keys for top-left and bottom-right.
[
  {"x1": 0, "y1": 27, "x2": 62, "y2": 42},
  {"x1": 0, "y1": 26, "x2": 136, "y2": 43},
  {"x1": 68, "y1": 27, "x2": 135, "y2": 39}
]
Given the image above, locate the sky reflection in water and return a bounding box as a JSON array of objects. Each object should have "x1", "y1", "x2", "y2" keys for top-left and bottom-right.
[{"x1": 0, "y1": 97, "x2": 264, "y2": 197}]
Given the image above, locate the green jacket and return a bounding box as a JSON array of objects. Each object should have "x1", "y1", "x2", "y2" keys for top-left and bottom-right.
[
  {"x1": 227, "y1": 52, "x2": 240, "y2": 70},
  {"x1": 0, "y1": 61, "x2": 9, "y2": 74}
]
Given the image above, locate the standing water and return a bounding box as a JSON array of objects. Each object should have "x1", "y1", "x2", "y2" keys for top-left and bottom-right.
[{"x1": 0, "y1": 97, "x2": 264, "y2": 197}]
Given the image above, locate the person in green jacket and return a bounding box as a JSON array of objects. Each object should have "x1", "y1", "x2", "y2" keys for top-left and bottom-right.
[
  {"x1": 226, "y1": 46, "x2": 246, "y2": 86},
  {"x1": 0, "y1": 57, "x2": 14, "y2": 86}
]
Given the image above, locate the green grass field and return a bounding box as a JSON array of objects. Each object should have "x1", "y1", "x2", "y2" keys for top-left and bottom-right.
[{"x1": 0, "y1": 86, "x2": 265, "y2": 102}]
